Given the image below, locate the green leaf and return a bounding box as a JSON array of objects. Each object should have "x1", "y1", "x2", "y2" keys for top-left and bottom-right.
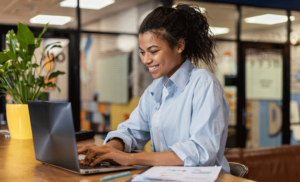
[
  {"x1": 5, "y1": 51, "x2": 17, "y2": 61},
  {"x1": 27, "y1": 83, "x2": 34, "y2": 87},
  {"x1": 22, "y1": 79, "x2": 28, "y2": 103},
  {"x1": 6, "y1": 71, "x2": 14, "y2": 76},
  {"x1": 17, "y1": 23, "x2": 35, "y2": 51},
  {"x1": 48, "y1": 45, "x2": 62, "y2": 50},
  {"x1": 20, "y1": 60, "x2": 27, "y2": 69},
  {"x1": 27, "y1": 72, "x2": 34, "y2": 85},
  {"x1": 38, "y1": 92, "x2": 47, "y2": 101},
  {"x1": 57, "y1": 86, "x2": 61, "y2": 92},
  {"x1": 38, "y1": 23, "x2": 48, "y2": 40},
  {"x1": 17, "y1": 45, "x2": 26, "y2": 60},
  {"x1": 35, "y1": 23, "x2": 48, "y2": 49},
  {"x1": 3, "y1": 61, "x2": 8, "y2": 71},
  {"x1": 31, "y1": 63, "x2": 39, "y2": 68},
  {"x1": 37, "y1": 76, "x2": 44, "y2": 87},
  {"x1": 45, "y1": 82, "x2": 55, "y2": 87},
  {"x1": 27, "y1": 44, "x2": 36, "y2": 58},
  {"x1": 0, "y1": 52, "x2": 9, "y2": 64},
  {"x1": 48, "y1": 70, "x2": 65, "y2": 80},
  {"x1": 35, "y1": 39, "x2": 42, "y2": 48},
  {"x1": 43, "y1": 42, "x2": 60, "y2": 52}
]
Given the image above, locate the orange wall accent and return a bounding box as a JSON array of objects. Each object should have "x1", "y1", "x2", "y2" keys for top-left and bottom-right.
[
  {"x1": 111, "y1": 97, "x2": 151, "y2": 152},
  {"x1": 80, "y1": 110, "x2": 91, "y2": 130}
]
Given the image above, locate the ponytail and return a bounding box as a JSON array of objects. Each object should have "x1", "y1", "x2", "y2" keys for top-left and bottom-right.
[{"x1": 139, "y1": 4, "x2": 216, "y2": 72}]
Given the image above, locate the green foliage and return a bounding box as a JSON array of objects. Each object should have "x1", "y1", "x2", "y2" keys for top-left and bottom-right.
[{"x1": 0, "y1": 23, "x2": 65, "y2": 104}]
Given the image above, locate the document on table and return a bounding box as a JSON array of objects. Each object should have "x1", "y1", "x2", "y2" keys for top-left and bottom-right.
[{"x1": 132, "y1": 166, "x2": 222, "y2": 182}]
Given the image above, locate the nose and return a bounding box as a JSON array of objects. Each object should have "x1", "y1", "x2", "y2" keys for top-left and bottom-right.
[{"x1": 142, "y1": 53, "x2": 152, "y2": 65}]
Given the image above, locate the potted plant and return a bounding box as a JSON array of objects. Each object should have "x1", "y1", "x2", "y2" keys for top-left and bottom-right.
[{"x1": 0, "y1": 23, "x2": 65, "y2": 139}]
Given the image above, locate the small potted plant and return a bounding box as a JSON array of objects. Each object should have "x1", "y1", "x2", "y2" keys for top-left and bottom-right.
[{"x1": 0, "y1": 23, "x2": 65, "y2": 139}]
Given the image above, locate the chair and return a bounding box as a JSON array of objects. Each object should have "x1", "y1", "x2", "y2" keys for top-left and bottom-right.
[{"x1": 229, "y1": 162, "x2": 249, "y2": 179}]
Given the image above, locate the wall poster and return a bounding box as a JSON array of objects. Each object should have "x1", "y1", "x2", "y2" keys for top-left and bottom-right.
[{"x1": 246, "y1": 49, "x2": 282, "y2": 100}]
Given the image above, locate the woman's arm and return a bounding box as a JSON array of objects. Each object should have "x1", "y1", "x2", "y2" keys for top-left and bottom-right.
[
  {"x1": 106, "y1": 138, "x2": 124, "y2": 151},
  {"x1": 103, "y1": 88, "x2": 152, "y2": 152},
  {"x1": 129, "y1": 151, "x2": 184, "y2": 166},
  {"x1": 79, "y1": 144, "x2": 184, "y2": 166}
]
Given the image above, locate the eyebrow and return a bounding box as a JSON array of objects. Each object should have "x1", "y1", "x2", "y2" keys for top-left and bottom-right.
[{"x1": 139, "y1": 45, "x2": 159, "y2": 51}]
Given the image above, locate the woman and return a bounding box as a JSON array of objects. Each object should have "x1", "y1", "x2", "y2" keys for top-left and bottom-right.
[{"x1": 78, "y1": 4, "x2": 230, "y2": 174}]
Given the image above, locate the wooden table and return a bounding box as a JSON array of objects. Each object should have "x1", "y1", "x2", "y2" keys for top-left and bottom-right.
[{"x1": 0, "y1": 133, "x2": 255, "y2": 182}]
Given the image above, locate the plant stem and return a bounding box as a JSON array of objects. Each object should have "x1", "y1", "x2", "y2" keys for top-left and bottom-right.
[{"x1": 1, "y1": 77, "x2": 21, "y2": 104}]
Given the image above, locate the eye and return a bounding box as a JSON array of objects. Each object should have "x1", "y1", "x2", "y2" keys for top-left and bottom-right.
[
  {"x1": 139, "y1": 52, "x2": 145, "y2": 55},
  {"x1": 151, "y1": 50, "x2": 158, "y2": 54}
]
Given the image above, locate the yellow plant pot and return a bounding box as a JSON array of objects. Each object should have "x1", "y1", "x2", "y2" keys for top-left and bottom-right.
[{"x1": 6, "y1": 104, "x2": 32, "y2": 139}]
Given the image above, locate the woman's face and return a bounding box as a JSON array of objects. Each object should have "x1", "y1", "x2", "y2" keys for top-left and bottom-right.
[{"x1": 139, "y1": 31, "x2": 184, "y2": 79}]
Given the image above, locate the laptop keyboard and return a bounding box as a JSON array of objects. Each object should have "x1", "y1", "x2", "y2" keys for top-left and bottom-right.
[{"x1": 79, "y1": 160, "x2": 110, "y2": 169}]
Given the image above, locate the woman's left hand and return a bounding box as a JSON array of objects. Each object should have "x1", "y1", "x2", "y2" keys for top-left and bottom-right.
[{"x1": 79, "y1": 145, "x2": 133, "y2": 167}]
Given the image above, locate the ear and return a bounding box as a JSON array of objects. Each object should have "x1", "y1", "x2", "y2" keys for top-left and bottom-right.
[{"x1": 176, "y1": 38, "x2": 185, "y2": 53}]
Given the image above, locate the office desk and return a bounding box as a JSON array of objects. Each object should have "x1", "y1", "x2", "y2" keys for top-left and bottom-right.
[{"x1": 0, "y1": 134, "x2": 255, "y2": 182}]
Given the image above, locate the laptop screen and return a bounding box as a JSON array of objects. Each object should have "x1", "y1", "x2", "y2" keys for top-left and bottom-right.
[{"x1": 28, "y1": 101, "x2": 80, "y2": 173}]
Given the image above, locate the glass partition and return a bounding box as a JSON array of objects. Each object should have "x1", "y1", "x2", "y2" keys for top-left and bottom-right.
[
  {"x1": 290, "y1": 11, "x2": 300, "y2": 145},
  {"x1": 214, "y1": 41, "x2": 237, "y2": 147},
  {"x1": 80, "y1": 33, "x2": 138, "y2": 136},
  {"x1": 245, "y1": 48, "x2": 283, "y2": 148}
]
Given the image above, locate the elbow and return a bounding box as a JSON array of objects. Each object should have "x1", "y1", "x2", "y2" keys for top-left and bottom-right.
[
  {"x1": 199, "y1": 147, "x2": 219, "y2": 166},
  {"x1": 193, "y1": 143, "x2": 219, "y2": 166}
]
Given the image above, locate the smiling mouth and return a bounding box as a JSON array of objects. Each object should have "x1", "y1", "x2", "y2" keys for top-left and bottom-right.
[{"x1": 149, "y1": 65, "x2": 158, "y2": 71}]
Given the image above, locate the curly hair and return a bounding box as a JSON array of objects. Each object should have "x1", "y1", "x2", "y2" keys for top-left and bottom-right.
[{"x1": 139, "y1": 4, "x2": 216, "y2": 72}]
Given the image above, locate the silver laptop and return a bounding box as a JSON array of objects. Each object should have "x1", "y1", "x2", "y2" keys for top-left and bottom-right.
[{"x1": 28, "y1": 101, "x2": 138, "y2": 174}]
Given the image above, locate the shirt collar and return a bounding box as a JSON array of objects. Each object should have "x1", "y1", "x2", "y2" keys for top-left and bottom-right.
[{"x1": 150, "y1": 59, "x2": 194, "y2": 102}]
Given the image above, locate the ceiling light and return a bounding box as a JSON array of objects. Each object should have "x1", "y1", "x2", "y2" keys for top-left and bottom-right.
[
  {"x1": 210, "y1": 27, "x2": 230, "y2": 35},
  {"x1": 172, "y1": 5, "x2": 206, "y2": 13},
  {"x1": 60, "y1": 0, "x2": 115, "y2": 10},
  {"x1": 245, "y1": 14, "x2": 295, "y2": 25},
  {"x1": 30, "y1": 15, "x2": 72, "y2": 25}
]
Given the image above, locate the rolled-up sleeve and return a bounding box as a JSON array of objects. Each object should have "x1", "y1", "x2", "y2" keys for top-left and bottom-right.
[
  {"x1": 169, "y1": 79, "x2": 228, "y2": 166},
  {"x1": 104, "y1": 88, "x2": 151, "y2": 153}
]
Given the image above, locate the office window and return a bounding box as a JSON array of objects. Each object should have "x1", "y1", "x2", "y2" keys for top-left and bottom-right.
[
  {"x1": 80, "y1": 33, "x2": 135, "y2": 105},
  {"x1": 37, "y1": 38, "x2": 69, "y2": 102}
]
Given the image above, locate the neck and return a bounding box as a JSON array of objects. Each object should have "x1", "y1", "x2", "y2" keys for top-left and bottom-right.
[{"x1": 167, "y1": 58, "x2": 185, "y2": 78}]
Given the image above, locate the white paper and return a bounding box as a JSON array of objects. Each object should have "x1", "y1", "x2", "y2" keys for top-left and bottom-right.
[{"x1": 132, "y1": 166, "x2": 222, "y2": 182}]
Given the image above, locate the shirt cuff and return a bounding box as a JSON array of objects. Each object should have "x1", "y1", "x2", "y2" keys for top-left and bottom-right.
[{"x1": 169, "y1": 141, "x2": 201, "y2": 166}]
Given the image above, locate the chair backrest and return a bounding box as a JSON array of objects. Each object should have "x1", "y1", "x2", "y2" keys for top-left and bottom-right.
[{"x1": 229, "y1": 162, "x2": 249, "y2": 179}]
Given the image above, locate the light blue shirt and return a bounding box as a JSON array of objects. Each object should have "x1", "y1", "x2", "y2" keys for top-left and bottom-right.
[{"x1": 104, "y1": 60, "x2": 230, "y2": 173}]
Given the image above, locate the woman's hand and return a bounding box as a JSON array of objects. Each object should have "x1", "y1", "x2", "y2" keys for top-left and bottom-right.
[
  {"x1": 77, "y1": 144, "x2": 97, "y2": 155},
  {"x1": 78, "y1": 145, "x2": 133, "y2": 167}
]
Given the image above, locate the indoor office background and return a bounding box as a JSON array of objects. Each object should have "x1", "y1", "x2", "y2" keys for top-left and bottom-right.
[{"x1": 0, "y1": 0, "x2": 300, "y2": 152}]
